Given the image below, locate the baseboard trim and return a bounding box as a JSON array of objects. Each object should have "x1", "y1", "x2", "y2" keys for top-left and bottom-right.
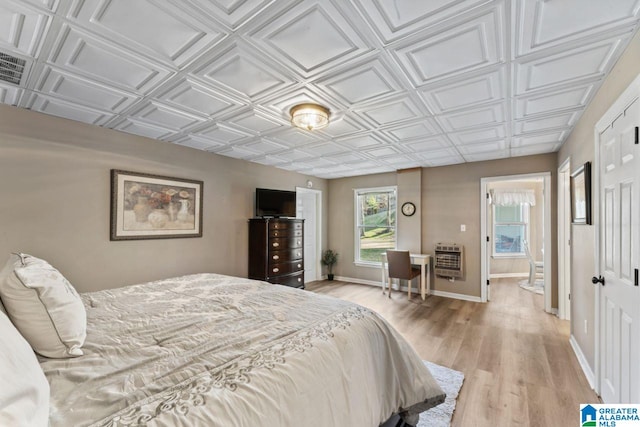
[
  {"x1": 430, "y1": 290, "x2": 482, "y2": 303},
  {"x1": 570, "y1": 335, "x2": 596, "y2": 390},
  {"x1": 489, "y1": 272, "x2": 529, "y2": 278},
  {"x1": 334, "y1": 276, "x2": 382, "y2": 287}
]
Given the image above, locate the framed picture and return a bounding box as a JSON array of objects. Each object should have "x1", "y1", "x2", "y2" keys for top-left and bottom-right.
[
  {"x1": 570, "y1": 162, "x2": 591, "y2": 225},
  {"x1": 110, "y1": 170, "x2": 203, "y2": 240}
]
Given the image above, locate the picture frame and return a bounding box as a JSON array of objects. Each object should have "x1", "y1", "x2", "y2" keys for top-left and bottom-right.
[
  {"x1": 570, "y1": 161, "x2": 591, "y2": 225},
  {"x1": 110, "y1": 170, "x2": 203, "y2": 240}
]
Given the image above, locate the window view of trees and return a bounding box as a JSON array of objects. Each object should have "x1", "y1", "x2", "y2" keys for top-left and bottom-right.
[{"x1": 356, "y1": 189, "x2": 396, "y2": 263}]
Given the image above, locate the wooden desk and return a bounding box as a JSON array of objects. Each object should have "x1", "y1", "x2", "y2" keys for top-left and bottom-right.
[{"x1": 380, "y1": 253, "x2": 432, "y2": 300}]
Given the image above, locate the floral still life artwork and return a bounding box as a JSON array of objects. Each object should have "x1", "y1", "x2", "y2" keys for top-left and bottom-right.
[{"x1": 110, "y1": 170, "x2": 203, "y2": 240}]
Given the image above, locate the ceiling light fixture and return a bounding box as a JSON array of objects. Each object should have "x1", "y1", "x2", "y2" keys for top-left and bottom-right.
[{"x1": 290, "y1": 103, "x2": 330, "y2": 131}]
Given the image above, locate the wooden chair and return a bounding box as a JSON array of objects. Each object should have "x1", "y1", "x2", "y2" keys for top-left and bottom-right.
[
  {"x1": 385, "y1": 250, "x2": 421, "y2": 299},
  {"x1": 523, "y1": 240, "x2": 543, "y2": 286}
]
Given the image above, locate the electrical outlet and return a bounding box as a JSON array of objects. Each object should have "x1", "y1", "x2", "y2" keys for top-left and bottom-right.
[
  {"x1": 584, "y1": 319, "x2": 588, "y2": 334},
  {"x1": 460, "y1": 224, "x2": 466, "y2": 232}
]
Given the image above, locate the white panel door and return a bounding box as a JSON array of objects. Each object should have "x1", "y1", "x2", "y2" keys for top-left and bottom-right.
[
  {"x1": 297, "y1": 191, "x2": 317, "y2": 283},
  {"x1": 598, "y1": 97, "x2": 640, "y2": 403}
]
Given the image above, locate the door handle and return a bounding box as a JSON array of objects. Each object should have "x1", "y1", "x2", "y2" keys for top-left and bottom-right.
[{"x1": 591, "y1": 276, "x2": 605, "y2": 286}]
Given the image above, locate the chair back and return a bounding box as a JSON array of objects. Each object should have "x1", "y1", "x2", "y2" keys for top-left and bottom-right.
[
  {"x1": 523, "y1": 240, "x2": 536, "y2": 266},
  {"x1": 386, "y1": 250, "x2": 412, "y2": 280}
]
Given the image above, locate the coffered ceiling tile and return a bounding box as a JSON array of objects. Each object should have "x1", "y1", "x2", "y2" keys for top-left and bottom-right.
[
  {"x1": 437, "y1": 102, "x2": 506, "y2": 132},
  {"x1": 513, "y1": 0, "x2": 640, "y2": 57},
  {"x1": 364, "y1": 145, "x2": 401, "y2": 158},
  {"x1": 417, "y1": 148, "x2": 465, "y2": 166},
  {"x1": 264, "y1": 128, "x2": 322, "y2": 147},
  {"x1": 514, "y1": 36, "x2": 627, "y2": 95},
  {"x1": 421, "y1": 67, "x2": 505, "y2": 114},
  {"x1": 27, "y1": 93, "x2": 113, "y2": 125},
  {"x1": 249, "y1": 2, "x2": 372, "y2": 77},
  {"x1": 422, "y1": 155, "x2": 465, "y2": 167},
  {"x1": 0, "y1": 1, "x2": 52, "y2": 57},
  {"x1": 353, "y1": 0, "x2": 494, "y2": 44},
  {"x1": 173, "y1": 135, "x2": 226, "y2": 152},
  {"x1": 393, "y1": 6, "x2": 504, "y2": 86},
  {"x1": 382, "y1": 118, "x2": 440, "y2": 141},
  {"x1": 514, "y1": 111, "x2": 579, "y2": 135},
  {"x1": 192, "y1": 41, "x2": 292, "y2": 101},
  {"x1": 130, "y1": 101, "x2": 204, "y2": 131},
  {"x1": 403, "y1": 136, "x2": 451, "y2": 153},
  {"x1": 35, "y1": 66, "x2": 137, "y2": 112},
  {"x1": 457, "y1": 139, "x2": 507, "y2": 154},
  {"x1": 511, "y1": 142, "x2": 562, "y2": 157},
  {"x1": 215, "y1": 145, "x2": 261, "y2": 160},
  {"x1": 300, "y1": 142, "x2": 348, "y2": 157},
  {"x1": 0, "y1": 82, "x2": 22, "y2": 105},
  {"x1": 191, "y1": 123, "x2": 251, "y2": 145},
  {"x1": 185, "y1": 0, "x2": 275, "y2": 30},
  {"x1": 273, "y1": 149, "x2": 314, "y2": 162},
  {"x1": 16, "y1": 0, "x2": 58, "y2": 12},
  {"x1": 156, "y1": 78, "x2": 243, "y2": 117},
  {"x1": 512, "y1": 131, "x2": 565, "y2": 147},
  {"x1": 514, "y1": 84, "x2": 595, "y2": 119},
  {"x1": 318, "y1": 115, "x2": 368, "y2": 138},
  {"x1": 241, "y1": 138, "x2": 288, "y2": 155},
  {"x1": 225, "y1": 109, "x2": 287, "y2": 134},
  {"x1": 463, "y1": 149, "x2": 509, "y2": 162},
  {"x1": 68, "y1": 0, "x2": 225, "y2": 68},
  {"x1": 48, "y1": 25, "x2": 172, "y2": 93},
  {"x1": 112, "y1": 117, "x2": 175, "y2": 140},
  {"x1": 299, "y1": 157, "x2": 337, "y2": 168},
  {"x1": 337, "y1": 134, "x2": 387, "y2": 150},
  {"x1": 252, "y1": 154, "x2": 290, "y2": 166},
  {"x1": 449, "y1": 124, "x2": 506, "y2": 146},
  {"x1": 358, "y1": 96, "x2": 423, "y2": 127},
  {"x1": 317, "y1": 58, "x2": 402, "y2": 105},
  {"x1": 325, "y1": 151, "x2": 367, "y2": 164}
]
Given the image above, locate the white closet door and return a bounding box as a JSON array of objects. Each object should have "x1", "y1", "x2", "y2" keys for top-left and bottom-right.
[
  {"x1": 297, "y1": 192, "x2": 317, "y2": 282},
  {"x1": 598, "y1": 97, "x2": 640, "y2": 403}
]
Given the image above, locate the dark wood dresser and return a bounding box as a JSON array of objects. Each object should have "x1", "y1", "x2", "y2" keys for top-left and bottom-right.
[{"x1": 248, "y1": 218, "x2": 304, "y2": 289}]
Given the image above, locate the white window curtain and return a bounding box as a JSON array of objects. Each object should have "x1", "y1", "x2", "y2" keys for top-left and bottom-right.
[{"x1": 489, "y1": 189, "x2": 536, "y2": 206}]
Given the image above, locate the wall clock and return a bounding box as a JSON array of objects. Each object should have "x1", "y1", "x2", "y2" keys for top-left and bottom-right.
[{"x1": 401, "y1": 202, "x2": 416, "y2": 217}]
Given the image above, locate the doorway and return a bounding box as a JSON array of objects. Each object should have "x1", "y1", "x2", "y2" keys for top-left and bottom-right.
[
  {"x1": 480, "y1": 173, "x2": 552, "y2": 313},
  {"x1": 296, "y1": 187, "x2": 322, "y2": 283},
  {"x1": 558, "y1": 158, "x2": 571, "y2": 320}
]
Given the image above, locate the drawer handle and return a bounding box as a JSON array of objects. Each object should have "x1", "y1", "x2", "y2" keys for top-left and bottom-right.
[
  {"x1": 274, "y1": 232, "x2": 278, "y2": 236},
  {"x1": 273, "y1": 268, "x2": 279, "y2": 273},
  {"x1": 273, "y1": 242, "x2": 279, "y2": 247},
  {"x1": 297, "y1": 252, "x2": 301, "y2": 257},
  {"x1": 273, "y1": 255, "x2": 279, "y2": 260},
  {"x1": 297, "y1": 278, "x2": 302, "y2": 282},
  {"x1": 297, "y1": 264, "x2": 302, "y2": 268},
  {"x1": 296, "y1": 240, "x2": 301, "y2": 245},
  {"x1": 274, "y1": 224, "x2": 279, "y2": 229}
]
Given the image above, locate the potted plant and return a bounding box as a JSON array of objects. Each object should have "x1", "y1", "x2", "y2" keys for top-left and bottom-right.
[{"x1": 321, "y1": 249, "x2": 339, "y2": 281}]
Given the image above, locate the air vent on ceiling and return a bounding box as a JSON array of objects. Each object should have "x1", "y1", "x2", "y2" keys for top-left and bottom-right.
[{"x1": 0, "y1": 52, "x2": 27, "y2": 85}]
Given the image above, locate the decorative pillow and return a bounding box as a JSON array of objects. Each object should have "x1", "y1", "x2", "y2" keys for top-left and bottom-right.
[
  {"x1": 0, "y1": 253, "x2": 86, "y2": 358},
  {"x1": 0, "y1": 310, "x2": 50, "y2": 427}
]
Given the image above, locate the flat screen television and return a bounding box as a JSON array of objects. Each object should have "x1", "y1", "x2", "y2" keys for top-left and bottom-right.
[{"x1": 255, "y1": 188, "x2": 296, "y2": 218}]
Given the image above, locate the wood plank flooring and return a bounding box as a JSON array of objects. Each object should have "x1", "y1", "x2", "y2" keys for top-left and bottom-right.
[{"x1": 306, "y1": 277, "x2": 600, "y2": 427}]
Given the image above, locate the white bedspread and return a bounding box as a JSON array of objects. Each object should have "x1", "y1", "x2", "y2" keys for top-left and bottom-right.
[{"x1": 40, "y1": 274, "x2": 444, "y2": 427}]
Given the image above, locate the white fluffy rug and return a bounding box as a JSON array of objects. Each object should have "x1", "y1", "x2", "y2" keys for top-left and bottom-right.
[{"x1": 417, "y1": 361, "x2": 465, "y2": 427}]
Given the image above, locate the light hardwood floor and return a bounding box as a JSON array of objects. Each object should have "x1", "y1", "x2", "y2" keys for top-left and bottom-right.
[{"x1": 306, "y1": 277, "x2": 600, "y2": 427}]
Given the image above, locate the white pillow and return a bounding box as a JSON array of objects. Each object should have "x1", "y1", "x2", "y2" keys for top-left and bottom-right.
[
  {"x1": 0, "y1": 253, "x2": 86, "y2": 358},
  {"x1": 0, "y1": 310, "x2": 50, "y2": 427}
]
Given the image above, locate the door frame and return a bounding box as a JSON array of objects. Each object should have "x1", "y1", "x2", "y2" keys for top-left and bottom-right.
[
  {"x1": 480, "y1": 172, "x2": 552, "y2": 313},
  {"x1": 558, "y1": 157, "x2": 572, "y2": 320},
  {"x1": 593, "y1": 73, "x2": 640, "y2": 396},
  {"x1": 295, "y1": 187, "x2": 323, "y2": 282}
]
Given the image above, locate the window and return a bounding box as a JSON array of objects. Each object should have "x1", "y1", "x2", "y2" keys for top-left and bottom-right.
[
  {"x1": 354, "y1": 187, "x2": 397, "y2": 264},
  {"x1": 493, "y1": 204, "x2": 529, "y2": 256}
]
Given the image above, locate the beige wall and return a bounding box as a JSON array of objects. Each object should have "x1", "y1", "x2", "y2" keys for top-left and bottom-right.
[
  {"x1": 0, "y1": 105, "x2": 328, "y2": 293},
  {"x1": 327, "y1": 154, "x2": 557, "y2": 301},
  {"x1": 557, "y1": 28, "x2": 640, "y2": 371}
]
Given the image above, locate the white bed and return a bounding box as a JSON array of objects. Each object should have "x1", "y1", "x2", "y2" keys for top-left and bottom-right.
[{"x1": 27, "y1": 272, "x2": 445, "y2": 426}]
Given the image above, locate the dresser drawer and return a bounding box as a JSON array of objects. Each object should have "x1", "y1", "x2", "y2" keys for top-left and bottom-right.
[
  {"x1": 270, "y1": 271, "x2": 304, "y2": 288},
  {"x1": 268, "y1": 260, "x2": 303, "y2": 276},
  {"x1": 269, "y1": 236, "x2": 303, "y2": 250},
  {"x1": 269, "y1": 228, "x2": 302, "y2": 238},
  {"x1": 268, "y1": 248, "x2": 303, "y2": 262}
]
